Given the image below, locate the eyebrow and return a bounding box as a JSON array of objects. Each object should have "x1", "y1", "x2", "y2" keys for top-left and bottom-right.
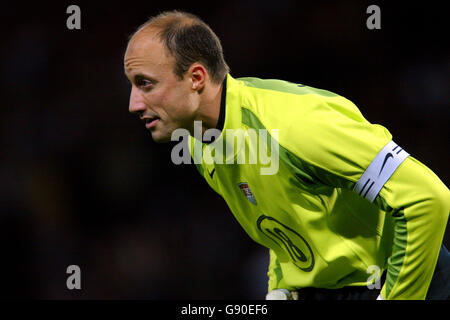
[{"x1": 127, "y1": 72, "x2": 158, "y2": 84}]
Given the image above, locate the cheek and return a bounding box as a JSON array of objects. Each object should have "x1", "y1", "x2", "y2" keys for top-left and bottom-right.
[
  {"x1": 165, "y1": 89, "x2": 195, "y2": 119},
  {"x1": 142, "y1": 91, "x2": 168, "y2": 115},
  {"x1": 146, "y1": 80, "x2": 194, "y2": 123}
]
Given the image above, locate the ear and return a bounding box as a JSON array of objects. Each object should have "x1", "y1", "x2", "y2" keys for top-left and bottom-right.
[{"x1": 189, "y1": 63, "x2": 207, "y2": 91}]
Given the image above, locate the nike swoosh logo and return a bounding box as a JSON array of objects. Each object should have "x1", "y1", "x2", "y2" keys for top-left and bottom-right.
[
  {"x1": 208, "y1": 168, "x2": 215, "y2": 179},
  {"x1": 379, "y1": 153, "x2": 393, "y2": 176}
]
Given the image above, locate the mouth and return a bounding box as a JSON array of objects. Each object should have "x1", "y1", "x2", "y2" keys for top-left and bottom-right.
[{"x1": 141, "y1": 116, "x2": 160, "y2": 129}]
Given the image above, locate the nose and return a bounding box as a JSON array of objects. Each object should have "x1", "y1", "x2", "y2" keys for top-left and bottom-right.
[{"x1": 128, "y1": 86, "x2": 147, "y2": 115}]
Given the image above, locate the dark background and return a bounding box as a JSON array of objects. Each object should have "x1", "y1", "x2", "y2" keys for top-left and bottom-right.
[{"x1": 0, "y1": 0, "x2": 448, "y2": 299}]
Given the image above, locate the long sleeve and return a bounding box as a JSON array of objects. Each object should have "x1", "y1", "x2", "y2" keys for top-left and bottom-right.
[
  {"x1": 375, "y1": 156, "x2": 450, "y2": 299},
  {"x1": 276, "y1": 91, "x2": 450, "y2": 299},
  {"x1": 267, "y1": 249, "x2": 295, "y2": 292}
]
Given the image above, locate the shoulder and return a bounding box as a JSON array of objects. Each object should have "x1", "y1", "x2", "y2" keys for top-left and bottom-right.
[
  {"x1": 235, "y1": 76, "x2": 340, "y2": 100},
  {"x1": 233, "y1": 76, "x2": 355, "y2": 121},
  {"x1": 232, "y1": 76, "x2": 364, "y2": 139}
]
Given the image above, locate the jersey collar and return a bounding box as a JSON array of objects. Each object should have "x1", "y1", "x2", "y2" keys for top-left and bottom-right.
[{"x1": 216, "y1": 75, "x2": 227, "y2": 132}]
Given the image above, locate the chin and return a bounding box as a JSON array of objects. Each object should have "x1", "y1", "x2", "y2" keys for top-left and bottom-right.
[{"x1": 150, "y1": 131, "x2": 171, "y2": 144}]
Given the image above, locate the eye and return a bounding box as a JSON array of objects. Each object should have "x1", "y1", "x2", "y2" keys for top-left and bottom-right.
[
  {"x1": 137, "y1": 78, "x2": 152, "y2": 89},
  {"x1": 133, "y1": 75, "x2": 154, "y2": 91}
]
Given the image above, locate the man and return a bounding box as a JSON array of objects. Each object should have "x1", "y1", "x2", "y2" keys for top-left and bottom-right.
[{"x1": 123, "y1": 10, "x2": 450, "y2": 300}]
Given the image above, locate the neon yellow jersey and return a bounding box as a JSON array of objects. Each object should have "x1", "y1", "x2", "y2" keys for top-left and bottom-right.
[{"x1": 188, "y1": 74, "x2": 450, "y2": 300}]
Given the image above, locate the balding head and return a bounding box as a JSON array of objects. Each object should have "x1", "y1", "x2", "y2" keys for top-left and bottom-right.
[
  {"x1": 127, "y1": 10, "x2": 229, "y2": 84},
  {"x1": 133, "y1": 10, "x2": 198, "y2": 36}
]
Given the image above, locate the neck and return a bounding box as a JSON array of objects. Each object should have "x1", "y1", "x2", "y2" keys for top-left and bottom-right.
[{"x1": 191, "y1": 81, "x2": 223, "y2": 135}]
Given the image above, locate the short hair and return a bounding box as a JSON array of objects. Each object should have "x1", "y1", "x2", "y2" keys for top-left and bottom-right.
[{"x1": 131, "y1": 10, "x2": 230, "y2": 84}]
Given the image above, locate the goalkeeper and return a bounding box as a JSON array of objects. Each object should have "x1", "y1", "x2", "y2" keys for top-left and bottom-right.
[{"x1": 123, "y1": 11, "x2": 450, "y2": 300}]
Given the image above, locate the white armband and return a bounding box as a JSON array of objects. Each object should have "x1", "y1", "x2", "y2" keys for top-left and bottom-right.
[{"x1": 353, "y1": 140, "x2": 409, "y2": 202}]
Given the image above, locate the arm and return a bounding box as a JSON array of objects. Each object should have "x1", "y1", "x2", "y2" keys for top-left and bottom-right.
[
  {"x1": 267, "y1": 248, "x2": 301, "y2": 296},
  {"x1": 279, "y1": 93, "x2": 449, "y2": 299},
  {"x1": 267, "y1": 249, "x2": 283, "y2": 292},
  {"x1": 375, "y1": 155, "x2": 449, "y2": 299}
]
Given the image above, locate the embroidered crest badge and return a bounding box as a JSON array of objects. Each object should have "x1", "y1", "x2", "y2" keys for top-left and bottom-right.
[{"x1": 238, "y1": 182, "x2": 257, "y2": 205}]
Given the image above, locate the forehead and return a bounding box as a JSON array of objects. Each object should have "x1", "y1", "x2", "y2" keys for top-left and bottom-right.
[{"x1": 124, "y1": 29, "x2": 173, "y2": 74}]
